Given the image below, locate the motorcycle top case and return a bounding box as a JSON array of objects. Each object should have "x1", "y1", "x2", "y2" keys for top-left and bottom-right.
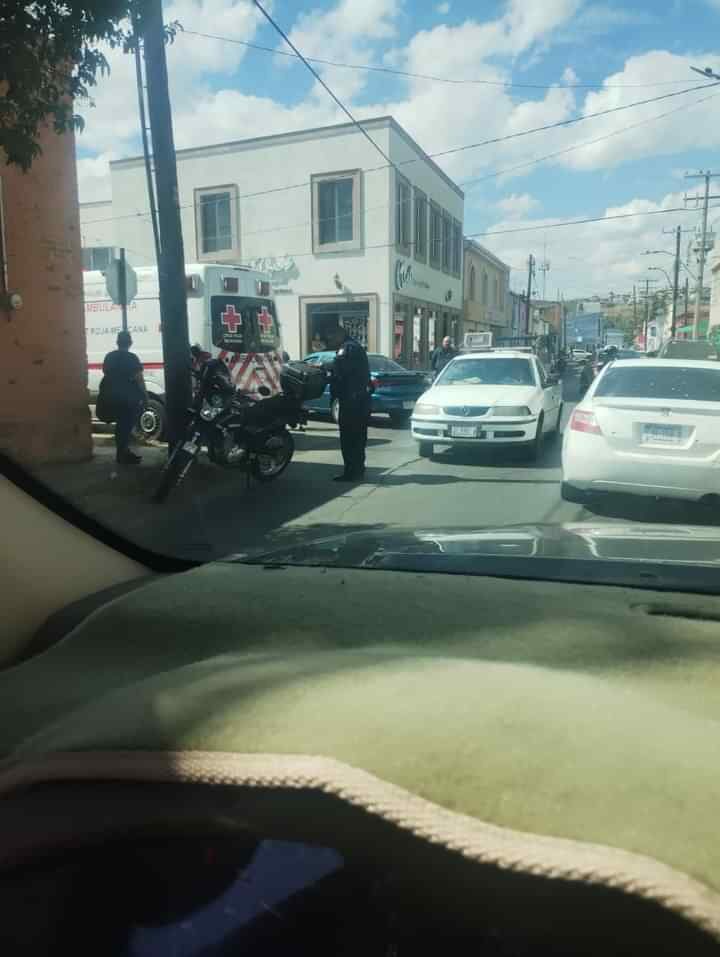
[{"x1": 280, "y1": 361, "x2": 327, "y2": 401}]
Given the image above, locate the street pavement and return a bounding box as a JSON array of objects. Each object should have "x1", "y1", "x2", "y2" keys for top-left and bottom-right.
[{"x1": 35, "y1": 369, "x2": 720, "y2": 562}]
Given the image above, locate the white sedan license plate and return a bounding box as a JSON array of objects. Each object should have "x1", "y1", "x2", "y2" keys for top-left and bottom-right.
[
  {"x1": 451, "y1": 425, "x2": 478, "y2": 438},
  {"x1": 642, "y1": 424, "x2": 682, "y2": 445},
  {"x1": 402, "y1": 400, "x2": 415, "y2": 410}
]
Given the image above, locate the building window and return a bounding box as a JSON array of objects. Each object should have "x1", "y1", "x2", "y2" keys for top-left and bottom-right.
[
  {"x1": 413, "y1": 188, "x2": 427, "y2": 262},
  {"x1": 469, "y1": 265, "x2": 476, "y2": 301},
  {"x1": 312, "y1": 170, "x2": 361, "y2": 253},
  {"x1": 481, "y1": 270, "x2": 488, "y2": 304},
  {"x1": 452, "y1": 219, "x2": 462, "y2": 277},
  {"x1": 494, "y1": 276, "x2": 500, "y2": 307},
  {"x1": 499, "y1": 278, "x2": 505, "y2": 311},
  {"x1": 194, "y1": 185, "x2": 239, "y2": 262},
  {"x1": 429, "y1": 202, "x2": 442, "y2": 268},
  {"x1": 81, "y1": 246, "x2": 114, "y2": 272},
  {"x1": 395, "y1": 173, "x2": 412, "y2": 254},
  {"x1": 441, "y1": 212, "x2": 451, "y2": 273}
]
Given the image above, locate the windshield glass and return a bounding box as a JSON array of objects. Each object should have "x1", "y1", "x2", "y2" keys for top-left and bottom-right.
[
  {"x1": 5, "y1": 0, "x2": 720, "y2": 583},
  {"x1": 437, "y1": 358, "x2": 535, "y2": 386},
  {"x1": 595, "y1": 366, "x2": 720, "y2": 401},
  {"x1": 369, "y1": 356, "x2": 407, "y2": 373}
]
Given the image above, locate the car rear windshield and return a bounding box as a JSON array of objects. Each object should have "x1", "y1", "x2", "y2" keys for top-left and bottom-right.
[
  {"x1": 370, "y1": 356, "x2": 407, "y2": 373},
  {"x1": 662, "y1": 341, "x2": 719, "y2": 360},
  {"x1": 439, "y1": 358, "x2": 535, "y2": 386},
  {"x1": 595, "y1": 366, "x2": 720, "y2": 402}
]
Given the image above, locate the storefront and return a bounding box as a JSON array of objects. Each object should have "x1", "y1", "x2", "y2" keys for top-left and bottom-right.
[
  {"x1": 299, "y1": 295, "x2": 380, "y2": 357},
  {"x1": 393, "y1": 295, "x2": 461, "y2": 368}
]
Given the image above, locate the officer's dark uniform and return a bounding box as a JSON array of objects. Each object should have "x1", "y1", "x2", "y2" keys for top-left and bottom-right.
[{"x1": 330, "y1": 335, "x2": 371, "y2": 481}]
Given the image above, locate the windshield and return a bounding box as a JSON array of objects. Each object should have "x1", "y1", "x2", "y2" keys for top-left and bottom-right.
[
  {"x1": 437, "y1": 358, "x2": 535, "y2": 386},
  {"x1": 595, "y1": 366, "x2": 720, "y2": 402},
  {"x1": 5, "y1": 0, "x2": 720, "y2": 585},
  {"x1": 370, "y1": 356, "x2": 407, "y2": 373}
]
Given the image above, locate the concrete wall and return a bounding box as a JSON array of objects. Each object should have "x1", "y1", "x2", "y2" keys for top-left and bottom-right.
[{"x1": 0, "y1": 124, "x2": 91, "y2": 466}]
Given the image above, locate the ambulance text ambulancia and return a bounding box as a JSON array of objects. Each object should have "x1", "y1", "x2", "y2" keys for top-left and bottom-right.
[
  {"x1": 84, "y1": 263, "x2": 283, "y2": 441},
  {"x1": 411, "y1": 337, "x2": 563, "y2": 461}
]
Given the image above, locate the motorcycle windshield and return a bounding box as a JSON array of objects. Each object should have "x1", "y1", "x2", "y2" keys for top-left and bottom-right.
[{"x1": 210, "y1": 297, "x2": 281, "y2": 354}]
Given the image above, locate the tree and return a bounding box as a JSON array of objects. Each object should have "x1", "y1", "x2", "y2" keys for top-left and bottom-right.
[{"x1": 0, "y1": 1, "x2": 177, "y2": 171}]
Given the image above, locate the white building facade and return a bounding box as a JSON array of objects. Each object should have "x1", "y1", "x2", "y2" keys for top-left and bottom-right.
[{"x1": 82, "y1": 117, "x2": 464, "y2": 364}]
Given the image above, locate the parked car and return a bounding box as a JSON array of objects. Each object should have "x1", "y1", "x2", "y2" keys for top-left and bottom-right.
[
  {"x1": 658, "y1": 339, "x2": 719, "y2": 361},
  {"x1": 302, "y1": 351, "x2": 428, "y2": 427},
  {"x1": 410, "y1": 350, "x2": 562, "y2": 461},
  {"x1": 562, "y1": 358, "x2": 720, "y2": 503}
]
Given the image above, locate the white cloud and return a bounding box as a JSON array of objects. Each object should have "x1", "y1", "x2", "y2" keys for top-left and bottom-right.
[
  {"x1": 482, "y1": 190, "x2": 691, "y2": 299},
  {"x1": 436, "y1": 2, "x2": 450, "y2": 13},
  {"x1": 496, "y1": 193, "x2": 541, "y2": 217}
]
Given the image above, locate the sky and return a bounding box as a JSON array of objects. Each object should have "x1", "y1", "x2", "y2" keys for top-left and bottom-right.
[{"x1": 75, "y1": 0, "x2": 720, "y2": 299}]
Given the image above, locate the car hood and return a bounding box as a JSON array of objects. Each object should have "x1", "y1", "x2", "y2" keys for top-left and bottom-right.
[
  {"x1": 232, "y1": 523, "x2": 720, "y2": 593},
  {"x1": 422, "y1": 385, "x2": 538, "y2": 407}
]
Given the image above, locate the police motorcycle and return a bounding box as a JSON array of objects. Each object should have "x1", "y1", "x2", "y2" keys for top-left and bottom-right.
[{"x1": 151, "y1": 346, "x2": 326, "y2": 504}]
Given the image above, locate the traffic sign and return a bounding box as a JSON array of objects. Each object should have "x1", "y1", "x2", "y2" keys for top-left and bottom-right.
[{"x1": 105, "y1": 255, "x2": 138, "y2": 307}]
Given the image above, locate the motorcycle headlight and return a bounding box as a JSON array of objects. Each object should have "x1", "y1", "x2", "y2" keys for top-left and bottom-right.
[
  {"x1": 414, "y1": 403, "x2": 441, "y2": 415},
  {"x1": 200, "y1": 400, "x2": 222, "y2": 421},
  {"x1": 492, "y1": 406, "x2": 531, "y2": 417}
]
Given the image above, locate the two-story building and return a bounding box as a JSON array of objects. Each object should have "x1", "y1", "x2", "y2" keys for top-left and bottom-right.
[
  {"x1": 80, "y1": 116, "x2": 464, "y2": 365},
  {"x1": 462, "y1": 240, "x2": 511, "y2": 337}
]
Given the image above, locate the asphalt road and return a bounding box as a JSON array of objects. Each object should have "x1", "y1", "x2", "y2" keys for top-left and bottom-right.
[{"x1": 37, "y1": 368, "x2": 720, "y2": 562}]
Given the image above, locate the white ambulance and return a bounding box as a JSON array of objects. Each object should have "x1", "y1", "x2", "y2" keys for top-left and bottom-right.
[{"x1": 84, "y1": 263, "x2": 284, "y2": 441}]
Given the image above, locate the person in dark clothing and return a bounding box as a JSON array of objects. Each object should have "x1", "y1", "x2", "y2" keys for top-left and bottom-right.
[
  {"x1": 329, "y1": 324, "x2": 371, "y2": 482},
  {"x1": 102, "y1": 331, "x2": 147, "y2": 464},
  {"x1": 431, "y1": 336, "x2": 457, "y2": 378}
]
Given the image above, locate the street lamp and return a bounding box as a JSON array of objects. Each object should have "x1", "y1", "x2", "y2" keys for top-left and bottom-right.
[
  {"x1": 642, "y1": 249, "x2": 697, "y2": 281},
  {"x1": 648, "y1": 265, "x2": 673, "y2": 289}
]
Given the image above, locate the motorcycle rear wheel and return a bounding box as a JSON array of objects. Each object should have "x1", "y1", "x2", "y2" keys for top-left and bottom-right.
[
  {"x1": 151, "y1": 445, "x2": 196, "y2": 503},
  {"x1": 251, "y1": 431, "x2": 294, "y2": 482}
]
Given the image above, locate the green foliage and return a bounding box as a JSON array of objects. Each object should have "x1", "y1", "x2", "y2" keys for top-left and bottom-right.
[{"x1": 0, "y1": 1, "x2": 180, "y2": 171}]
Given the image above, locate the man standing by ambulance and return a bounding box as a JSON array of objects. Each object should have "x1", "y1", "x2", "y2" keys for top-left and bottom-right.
[{"x1": 329, "y1": 322, "x2": 371, "y2": 483}]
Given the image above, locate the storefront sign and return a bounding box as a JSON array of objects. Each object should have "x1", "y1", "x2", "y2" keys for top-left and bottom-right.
[{"x1": 395, "y1": 258, "x2": 430, "y2": 292}]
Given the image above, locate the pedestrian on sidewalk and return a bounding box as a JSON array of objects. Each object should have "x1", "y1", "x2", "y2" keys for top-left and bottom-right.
[
  {"x1": 431, "y1": 336, "x2": 457, "y2": 379},
  {"x1": 100, "y1": 331, "x2": 148, "y2": 465},
  {"x1": 329, "y1": 322, "x2": 371, "y2": 483}
]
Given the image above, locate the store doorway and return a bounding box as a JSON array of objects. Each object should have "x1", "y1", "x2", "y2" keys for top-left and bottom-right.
[{"x1": 305, "y1": 301, "x2": 369, "y2": 355}]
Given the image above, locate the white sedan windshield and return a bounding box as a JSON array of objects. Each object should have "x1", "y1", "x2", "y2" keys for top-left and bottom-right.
[{"x1": 438, "y1": 358, "x2": 535, "y2": 387}]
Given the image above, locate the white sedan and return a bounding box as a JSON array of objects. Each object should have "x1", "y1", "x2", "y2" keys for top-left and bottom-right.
[
  {"x1": 562, "y1": 358, "x2": 720, "y2": 503},
  {"x1": 411, "y1": 351, "x2": 563, "y2": 460}
]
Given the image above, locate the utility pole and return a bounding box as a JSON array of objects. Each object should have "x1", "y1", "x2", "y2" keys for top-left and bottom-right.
[
  {"x1": 671, "y1": 225, "x2": 681, "y2": 337},
  {"x1": 141, "y1": 0, "x2": 191, "y2": 452},
  {"x1": 133, "y1": 13, "x2": 161, "y2": 266},
  {"x1": 685, "y1": 171, "x2": 720, "y2": 339},
  {"x1": 684, "y1": 277, "x2": 690, "y2": 325},
  {"x1": 525, "y1": 254, "x2": 535, "y2": 335}
]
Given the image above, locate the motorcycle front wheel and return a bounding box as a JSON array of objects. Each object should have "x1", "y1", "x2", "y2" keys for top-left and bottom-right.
[
  {"x1": 151, "y1": 444, "x2": 196, "y2": 503},
  {"x1": 251, "y1": 430, "x2": 294, "y2": 482}
]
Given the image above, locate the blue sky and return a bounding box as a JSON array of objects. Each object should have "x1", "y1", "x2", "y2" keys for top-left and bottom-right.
[{"x1": 77, "y1": 0, "x2": 720, "y2": 297}]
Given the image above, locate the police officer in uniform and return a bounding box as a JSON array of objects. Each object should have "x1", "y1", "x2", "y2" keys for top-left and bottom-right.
[{"x1": 329, "y1": 322, "x2": 371, "y2": 482}]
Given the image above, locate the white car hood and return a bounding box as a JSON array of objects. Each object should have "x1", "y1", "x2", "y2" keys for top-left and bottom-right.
[{"x1": 425, "y1": 384, "x2": 539, "y2": 409}]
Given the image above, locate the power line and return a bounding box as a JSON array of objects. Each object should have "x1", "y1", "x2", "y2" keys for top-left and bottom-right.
[
  {"x1": 181, "y1": 29, "x2": 697, "y2": 91},
  {"x1": 461, "y1": 89, "x2": 720, "y2": 189},
  {"x1": 251, "y1": 0, "x2": 396, "y2": 171},
  {"x1": 81, "y1": 78, "x2": 720, "y2": 230}
]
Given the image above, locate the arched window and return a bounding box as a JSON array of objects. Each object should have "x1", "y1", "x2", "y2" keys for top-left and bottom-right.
[
  {"x1": 481, "y1": 271, "x2": 488, "y2": 304},
  {"x1": 469, "y1": 265, "x2": 476, "y2": 300},
  {"x1": 494, "y1": 276, "x2": 499, "y2": 307}
]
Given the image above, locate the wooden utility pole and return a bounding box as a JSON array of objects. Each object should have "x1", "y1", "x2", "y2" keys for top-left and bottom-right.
[
  {"x1": 671, "y1": 225, "x2": 681, "y2": 338},
  {"x1": 685, "y1": 171, "x2": 720, "y2": 339},
  {"x1": 525, "y1": 254, "x2": 535, "y2": 334},
  {"x1": 141, "y1": 0, "x2": 191, "y2": 452}
]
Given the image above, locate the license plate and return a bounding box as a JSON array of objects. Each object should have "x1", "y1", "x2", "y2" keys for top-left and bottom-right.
[
  {"x1": 641, "y1": 424, "x2": 682, "y2": 445},
  {"x1": 402, "y1": 400, "x2": 415, "y2": 410},
  {"x1": 182, "y1": 440, "x2": 199, "y2": 454},
  {"x1": 451, "y1": 425, "x2": 477, "y2": 438}
]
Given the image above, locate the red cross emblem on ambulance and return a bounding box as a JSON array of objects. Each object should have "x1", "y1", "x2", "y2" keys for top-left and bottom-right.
[
  {"x1": 221, "y1": 304, "x2": 242, "y2": 334},
  {"x1": 257, "y1": 306, "x2": 274, "y2": 336}
]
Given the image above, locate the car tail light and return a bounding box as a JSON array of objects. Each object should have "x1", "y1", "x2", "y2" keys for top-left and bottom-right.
[
  {"x1": 570, "y1": 409, "x2": 602, "y2": 434},
  {"x1": 370, "y1": 377, "x2": 379, "y2": 390}
]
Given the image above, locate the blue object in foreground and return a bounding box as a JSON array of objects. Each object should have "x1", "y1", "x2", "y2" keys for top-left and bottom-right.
[{"x1": 302, "y1": 351, "x2": 429, "y2": 425}]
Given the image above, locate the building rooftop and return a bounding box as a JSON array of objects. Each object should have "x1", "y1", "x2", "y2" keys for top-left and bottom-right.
[{"x1": 111, "y1": 116, "x2": 463, "y2": 199}]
